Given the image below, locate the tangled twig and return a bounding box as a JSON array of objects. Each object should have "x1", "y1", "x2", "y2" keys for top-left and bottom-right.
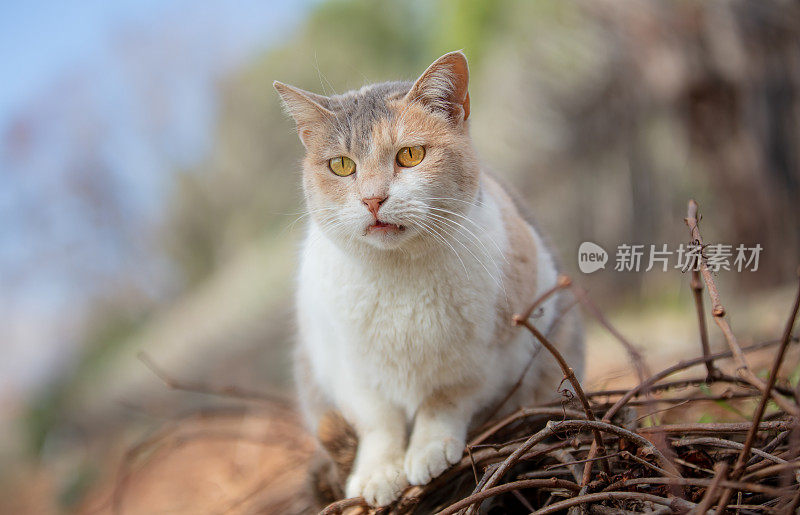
[{"x1": 116, "y1": 199, "x2": 800, "y2": 515}]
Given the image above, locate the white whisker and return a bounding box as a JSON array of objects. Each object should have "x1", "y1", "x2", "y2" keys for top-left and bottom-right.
[
  {"x1": 426, "y1": 205, "x2": 508, "y2": 263},
  {"x1": 425, "y1": 211, "x2": 502, "y2": 268},
  {"x1": 427, "y1": 215, "x2": 508, "y2": 302},
  {"x1": 407, "y1": 214, "x2": 470, "y2": 279}
]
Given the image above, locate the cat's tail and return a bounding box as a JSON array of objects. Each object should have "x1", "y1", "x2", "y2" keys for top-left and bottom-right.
[
  {"x1": 308, "y1": 410, "x2": 358, "y2": 507},
  {"x1": 318, "y1": 410, "x2": 358, "y2": 476}
]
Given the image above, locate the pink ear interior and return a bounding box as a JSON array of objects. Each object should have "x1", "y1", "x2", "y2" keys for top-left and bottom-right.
[
  {"x1": 405, "y1": 51, "x2": 471, "y2": 123},
  {"x1": 298, "y1": 128, "x2": 314, "y2": 147},
  {"x1": 274, "y1": 81, "x2": 333, "y2": 147}
]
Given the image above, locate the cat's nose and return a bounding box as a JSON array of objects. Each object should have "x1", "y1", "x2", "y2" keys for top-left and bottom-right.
[{"x1": 362, "y1": 196, "x2": 387, "y2": 218}]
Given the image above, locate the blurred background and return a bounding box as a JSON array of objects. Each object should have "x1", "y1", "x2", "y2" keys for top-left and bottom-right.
[{"x1": 1, "y1": 0, "x2": 799, "y2": 512}]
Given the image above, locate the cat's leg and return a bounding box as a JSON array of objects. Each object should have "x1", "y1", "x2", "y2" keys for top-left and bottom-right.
[
  {"x1": 294, "y1": 345, "x2": 333, "y2": 434},
  {"x1": 404, "y1": 388, "x2": 474, "y2": 485},
  {"x1": 344, "y1": 390, "x2": 408, "y2": 506}
]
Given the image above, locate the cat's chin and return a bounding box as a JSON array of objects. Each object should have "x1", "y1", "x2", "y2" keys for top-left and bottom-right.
[{"x1": 362, "y1": 221, "x2": 411, "y2": 249}]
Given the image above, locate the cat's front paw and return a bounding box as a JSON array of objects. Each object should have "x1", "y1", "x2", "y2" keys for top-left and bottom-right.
[
  {"x1": 404, "y1": 436, "x2": 464, "y2": 485},
  {"x1": 345, "y1": 459, "x2": 407, "y2": 507}
]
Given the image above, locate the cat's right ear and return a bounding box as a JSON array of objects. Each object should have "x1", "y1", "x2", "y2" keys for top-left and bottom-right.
[
  {"x1": 405, "y1": 51, "x2": 470, "y2": 125},
  {"x1": 273, "y1": 81, "x2": 333, "y2": 147}
]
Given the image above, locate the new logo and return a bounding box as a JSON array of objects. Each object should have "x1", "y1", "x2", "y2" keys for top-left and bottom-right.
[{"x1": 578, "y1": 242, "x2": 608, "y2": 274}]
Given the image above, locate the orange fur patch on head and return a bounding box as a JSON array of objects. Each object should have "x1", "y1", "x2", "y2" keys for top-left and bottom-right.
[
  {"x1": 303, "y1": 153, "x2": 352, "y2": 212},
  {"x1": 387, "y1": 98, "x2": 479, "y2": 198}
]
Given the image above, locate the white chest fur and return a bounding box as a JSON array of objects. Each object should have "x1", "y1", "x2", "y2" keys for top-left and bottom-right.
[{"x1": 296, "y1": 186, "x2": 557, "y2": 419}]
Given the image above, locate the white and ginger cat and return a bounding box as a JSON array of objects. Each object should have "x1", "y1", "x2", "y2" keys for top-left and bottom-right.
[{"x1": 274, "y1": 51, "x2": 584, "y2": 506}]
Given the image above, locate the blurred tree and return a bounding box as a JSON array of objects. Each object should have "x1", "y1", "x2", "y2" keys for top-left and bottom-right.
[
  {"x1": 161, "y1": 0, "x2": 513, "y2": 288},
  {"x1": 162, "y1": 0, "x2": 800, "y2": 297},
  {"x1": 472, "y1": 0, "x2": 800, "y2": 297},
  {"x1": 17, "y1": 0, "x2": 800, "y2": 493}
]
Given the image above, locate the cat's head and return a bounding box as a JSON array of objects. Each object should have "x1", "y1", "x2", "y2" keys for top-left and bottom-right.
[{"x1": 275, "y1": 51, "x2": 479, "y2": 254}]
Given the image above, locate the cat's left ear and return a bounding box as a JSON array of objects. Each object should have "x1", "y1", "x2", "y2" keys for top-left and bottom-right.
[
  {"x1": 273, "y1": 81, "x2": 334, "y2": 147},
  {"x1": 405, "y1": 51, "x2": 470, "y2": 124}
]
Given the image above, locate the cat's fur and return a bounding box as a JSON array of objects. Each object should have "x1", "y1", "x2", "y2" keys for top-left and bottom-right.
[{"x1": 274, "y1": 51, "x2": 584, "y2": 506}]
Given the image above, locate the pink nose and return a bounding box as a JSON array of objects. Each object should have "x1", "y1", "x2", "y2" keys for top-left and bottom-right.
[{"x1": 362, "y1": 196, "x2": 387, "y2": 218}]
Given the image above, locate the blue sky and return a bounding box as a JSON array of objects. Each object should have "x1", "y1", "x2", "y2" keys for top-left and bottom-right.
[
  {"x1": 1, "y1": 0, "x2": 183, "y2": 121},
  {"x1": 0, "y1": 0, "x2": 305, "y2": 122},
  {"x1": 0, "y1": 0, "x2": 311, "y2": 396}
]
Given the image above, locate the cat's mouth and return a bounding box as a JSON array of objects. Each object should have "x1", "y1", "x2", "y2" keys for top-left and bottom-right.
[{"x1": 367, "y1": 220, "x2": 405, "y2": 234}]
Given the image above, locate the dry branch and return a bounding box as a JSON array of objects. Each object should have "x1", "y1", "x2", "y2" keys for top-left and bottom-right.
[
  {"x1": 693, "y1": 462, "x2": 728, "y2": 513},
  {"x1": 689, "y1": 266, "x2": 718, "y2": 380},
  {"x1": 532, "y1": 491, "x2": 697, "y2": 514},
  {"x1": 715, "y1": 267, "x2": 800, "y2": 509},
  {"x1": 435, "y1": 478, "x2": 580, "y2": 515},
  {"x1": 512, "y1": 316, "x2": 612, "y2": 476},
  {"x1": 138, "y1": 351, "x2": 293, "y2": 409},
  {"x1": 119, "y1": 198, "x2": 800, "y2": 515},
  {"x1": 685, "y1": 200, "x2": 799, "y2": 417}
]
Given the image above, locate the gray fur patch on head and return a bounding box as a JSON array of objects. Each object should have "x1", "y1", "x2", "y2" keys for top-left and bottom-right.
[{"x1": 325, "y1": 81, "x2": 413, "y2": 154}]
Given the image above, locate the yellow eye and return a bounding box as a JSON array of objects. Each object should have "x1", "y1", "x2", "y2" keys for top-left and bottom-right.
[
  {"x1": 329, "y1": 156, "x2": 356, "y2": 176},
  {"x1": 396, "y1": 146, "x2": 425, "y2": 167}
]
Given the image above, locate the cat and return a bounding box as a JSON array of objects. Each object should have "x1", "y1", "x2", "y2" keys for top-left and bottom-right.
[{"x1": 274, "y1": 51, "x2": 584, "y2": 507}]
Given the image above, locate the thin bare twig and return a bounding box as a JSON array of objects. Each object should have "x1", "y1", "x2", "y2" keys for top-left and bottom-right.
[
  {"x1": 576, "y1": 326, "x2": 798, "y2": 502},
  {"x1": 518, "y1": 275, "x2": 572, "y2": 322},
  {"x1": 672, "y1": 437, "x2": 786, "y2": 466},
  {"x1": 319, "y1": 497, "x2": 368, "y2": 514},
  {"x1": 685, "y1": 200, "x2": 725, "y2": 318},
  {"x1": 685, "y1": 200, "x2": 799, "y2": 417},
  {"x1": 476, "y1": 347, "x2": 541, "y2": 427},
  {"x1": 692, "y1": 462, "x2": 727, "y2": 514},
  {"x1": 603, "y1": 474, "x2": 786, "y2": 497},
  {"x1": 475, "y1": 278, "x2": 574, "y2": 428},
  {"x1": 742, "y1": 460, "x2": 800, "y2": 481},
  {"x1": 512, "y1": 316, "x2": 612, "y2": 476},
  {"x1": 619, "y1": 450, "x2": 675, "y2": 478},
  {"x1": 479, "y1": 419, "x2": 681, "y2": 495},
  {"x1": 532, "y1": 491, "x2": 697, "y2": 514},
  {"x1": 689, "y1": 265, "x2": 719, "y2": 380},
  {"x1": 570, "y1": 284, "x2": 651, "y2": 383},
  {"x1": 435, "y1": 478, "x2": 580, "y2": 515},
  {"x1": 470, "y1": 407, "x2": 586, "y2": 447},
  {"x1": 138, "y1": 352, "x2": 292, "y2": 408},
  {"x1": 636, "y1": 420, "x2": 796, "y2": 434},
  {"x1": 716, "y1": 267, "x2": 800, "y2": 508}
]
